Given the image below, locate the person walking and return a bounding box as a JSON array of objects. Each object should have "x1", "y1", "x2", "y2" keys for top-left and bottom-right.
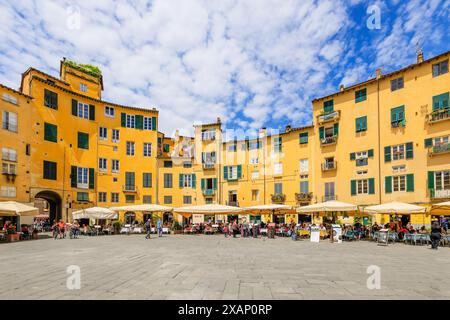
[
  {"x1": 430, "y1": 221, "x2": 442, "y2": 250},
  {"x1": 145, "y1": 219, "x2": 151, "y2": 239},
  {"x1": 157, "y1": 219, "x2": 162, "y2": 237}
]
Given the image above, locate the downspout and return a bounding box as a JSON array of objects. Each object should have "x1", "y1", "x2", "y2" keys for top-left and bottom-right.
[{"x1": 377, "y1": 75, "x2": 382, "y2": 205}]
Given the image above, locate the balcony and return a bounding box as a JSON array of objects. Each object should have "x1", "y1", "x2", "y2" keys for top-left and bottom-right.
[
  {"x1": 320, "y1": 135, "x2": 337, "y2": 146},
  {"x1": 122, "y1": 185, "x2": 138, "y2": 192},
  {"x1": 295, "y1": 192, "x2": 313, "y2": 203},
  {"x1": 322, "y1": 195, "x2": 337, "y2": 202},
  {"x1": 321, "y1": 161, "x2": 337, "y2": 171},
  {"x1": 427, "y1": 108, "x2": 450, "y2": 124},
  {"x1": 202, "y1": 163, "x2": 216, "y2": 170},
  {"x1": 428, "y1": 143, "x2": 450, "y2": 156},
  {"x1": 228, "y1": 201, "x2": 239, "y2": 207},
  {"x1": 429, "y1": 189, "x2": 450, "y2": 200},
  {"x1": 317, "y1": 110, "x2": 340, "y2": 124},
  {"x1": 271, "y1": 193, "x2": 286, "y2": 203},
  {"x1": 203, "y1": 189, "x2": 215, "y2": 196},
  {"x1": 391, "y1": 120, "x2": 406, "y2": 128}
]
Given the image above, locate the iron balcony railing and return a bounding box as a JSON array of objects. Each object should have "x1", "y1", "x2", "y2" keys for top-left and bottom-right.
[
  {"x1": 427, "y1": 108, "x2": 450, "y2": 124},
  {"x1": 122, "y1": 185, "x2": 138, "y2": 192},
  {"x1": 202, "y1": 163, "x2": 216, "y2": 169},
  {"x1": 271, "y1": 193, "x2": 286, "y2": 203},
  {"x1": 429, "y1": 142, "x2": 450, "y2": 156},
  {"x1": 322, "y1": 195, "x2": 337, "y2": 202},
  {"x1": 321, "y1": 161, "x2": 337, "y2": 171},
  {"x1": 317, "y1": 110, "x2": 340, "y2": 124},
  {"x1": 391, "y1": 120, "x2": 406, "y2": 128},
  {"x1": 295, "y1": 192, "x2": 313, "y2": 202},
  {"x1": 429, "y1": 188, "x2": 450, "y2": 200},
  {"x1": 203, "y1": 189, "x2": 215, "y2": 196},
  {"x1": 320, "y1": 135, "x2": 337, "y2": 146},
  {"x1": 228, "y1": 201, "x2": 239, "y2": 207}
]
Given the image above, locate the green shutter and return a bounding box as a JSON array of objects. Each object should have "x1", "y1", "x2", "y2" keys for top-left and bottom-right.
[
  {"x1": 406, "y1": 174, "x2": 414, "y2": 192},
  {"x1": 89, "y1": 105, "x2": 95, "y2": 121},
  {"x1": 427, "y1": 171, "x2": 434, "y2": 190},
  {"x1": 192, "y1": 174, "x2": 196, "y2": 188},
  {"x1": 71, "y1": 166, "x2": 77, "y2": 187},
  {"x1": 151, "y1": 117, "x2": 157, "y2": 131},
  {"x1": 319, "y1": 127, "x2": 324, "y2": 139},
  {"x1": 223, "y1": 166, "x2": 228, "y2": 180},
  {"x1": 213, "y1": 178, "x2": 217, "y2": 190},
  {"x1": 299, "y1": 132, "x2": 308, "y2": 144},
  {"x1": 201, "y1": 178, "x2": 205, "y2": 190},
  {"x1": 121, "y1": 113, "x2": 126, "y2": 127},
  {"x1": 44, "y1": 123, "x2": 57, "y2": 142},
  {"x1": 179, "y1": 174, "x2": 183, "y2": 188},
  {"x1": 89, "y1": 168, "x2": 95, "y2": 189},
  {"x1": 424, "y1": 138, "x2": 433, "y2": 148},
  {"x1": 368, "y1": 178, "x2": 375, "y2": 194},
  {"x1": 385, "y1": 176, "x2": 392, "y2": 193},
  {"x1": 333, "y1": 123, "x2": 339, "y2": 136},
  {"x1": 433, "y1": 93, "x2": 450, "y2": 111},
  {"x1": 350, "y1": 152, "x2": 356, "y2": 161},
  {"x1": 78, "y1": 132, "x2": 89, "y2": 149},
  {"x1": 72, "y1": 99, "x2": 78, "y2": 116},
  {"x1": 350, "y1": 180, "x2": 356, "y2": 196},
  {"x1": 384, "y1": 146, "x2": 391, "y2": 162},
  {"x1": 368, "y1": 149, "x2": 374, "y2": 157},
  {"x1": 406, "y1": 142, "x2": 414, "y2": 159},
  {"x1": 135, "y1": 115, "x2": 143, "y2": 129},
  {"x1": 237, "y1": 165, "x2": 242, "y2": 179},
  {"x1": 324, "y1": 100, "x2": 334, "y2": 113}
]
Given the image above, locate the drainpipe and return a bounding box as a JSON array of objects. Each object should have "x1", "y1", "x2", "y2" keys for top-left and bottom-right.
[{"x1": 376, "y1": 71, "x2": 382, "y2": 205}]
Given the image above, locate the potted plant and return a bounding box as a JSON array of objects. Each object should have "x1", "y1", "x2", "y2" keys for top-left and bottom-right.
[
  {"x1": 112, "y1": 221, "x2": 121, "y2": 235},
  {"x1": 6, "y1": 225, "x2": 20, "y2": 242},
  {"x1": 171, "y1": 221, "x2": 182, "y2": 234}
]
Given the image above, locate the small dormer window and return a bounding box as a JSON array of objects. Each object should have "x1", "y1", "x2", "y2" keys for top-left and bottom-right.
[{"x1": 80, "y1": 83, "x2": 88, "y2": 92}]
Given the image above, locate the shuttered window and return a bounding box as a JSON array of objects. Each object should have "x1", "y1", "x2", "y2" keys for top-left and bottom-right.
[
  {"x1": 43, "y1": 161, "x2": 57, "y2": 180},
  {"x1": 355, "y1": 88, "x2": 367, "y2": 103},
  {"x1": 44, "y1": 89, "x2": 58, "y2": 109},
  {"x1": 44, "y1": 123, "x2": 57, "y2": 142},
  {"x1": 323, "y1": 100, "x2": 334, "y2": 113},
  {"x1": 432, "y1": 93, "x2": 449, "y2": 111},
  {"x1": 432, "y1": 59, "x2": 449, "y2": 77},
  {"x1": 143, "y1": 172, "x2": 152, "y2": 188},
  {"x1": 299, "y1": 132, "x2": 308, "y2": 144},
  {"x1": 77, "y1": 132, "x2": 89, "y2": 149},
  {"x1": 391, "y1": 105, "x2": 405, "y2": 126},
  {"x1": 355, "y1": 116, "x2": 367, "y2": 132}
]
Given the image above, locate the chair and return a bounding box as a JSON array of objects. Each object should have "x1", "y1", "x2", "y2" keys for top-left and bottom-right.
[
  {"x1": 344, "y1": 230, "x2": 355, "y2": 241},
  {"x1": 388, "y1": 232, "x2": 398, "y2": 244},
  {"x1": 419, "y1": 234, "x2": 430, "y2": 245},
  {"x1": 403, "y1": 233, "x2": 412, "y2": 245}
]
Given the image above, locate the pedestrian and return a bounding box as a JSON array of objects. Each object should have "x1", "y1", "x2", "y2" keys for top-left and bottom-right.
[
  {"x1": 223, "y1": 223, "x2": 229, "y2": 238},
  {"x1": 58, "y1": 220, "x2": 66, "y2": 239},
  {"x1": 157, "y1": 219, "x2": 162, "y2": 237},
  {"x1": 52, "y1": 220, "x2": 59, "y2": 240},
  {"x1": 430, "y1": 221, "x2": 442, "y2": 250},
  {"x1": 145, "y1": 219, "x2": 151, "y2": 239}
]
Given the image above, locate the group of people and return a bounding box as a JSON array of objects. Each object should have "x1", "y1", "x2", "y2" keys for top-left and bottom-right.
[{"x1": 144, "y1": 218, "x2": 163, "y2": 239}]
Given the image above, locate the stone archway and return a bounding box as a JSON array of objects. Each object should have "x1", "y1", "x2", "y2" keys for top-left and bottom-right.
[{"x1": 35, "y1": 191, "x2": 62, "y2": 224}]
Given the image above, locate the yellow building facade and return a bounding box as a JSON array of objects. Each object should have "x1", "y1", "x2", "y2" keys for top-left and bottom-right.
[{"x1": 1, "y1": 50, "x2": 449, "y2": 226}]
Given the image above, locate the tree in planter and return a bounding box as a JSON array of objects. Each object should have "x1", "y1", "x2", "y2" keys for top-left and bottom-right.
[
  {"x1": 171, "y1": 221, "x2": 182, "y2": 234},
  {"x1": 112, "y1": 221, "x2": 122, "y2": 234}
]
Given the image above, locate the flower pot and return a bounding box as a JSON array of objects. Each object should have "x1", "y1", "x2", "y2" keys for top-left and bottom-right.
[{"x1": 6, "y1": 233, "x2": 20, "y2": 242}]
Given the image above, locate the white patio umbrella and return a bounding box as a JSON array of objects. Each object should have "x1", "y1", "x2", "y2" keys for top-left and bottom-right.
[
  {"x1": 363, "y1": 201, "x2": 426, "y2": 214},
  {"x1": 72, "y1": 207, "x2": 118, "y2": 220},
  {"x1": 245, "y1": 204, "x2": 293, "y2": 212},
  {"x1": 296, "y1": 200, "x2": 357, "y2": 213},
  {"x1": 109, "y1": 204, "x2": 173, "y2": 212},
  {"x1": 174, "y1": 204, "x2": 243, "y2": 214},
  {"x1": 430, "y1": 201, "x2": 450, "y2": 211},
  {"x1": 0, "y1": 201, "x2": 39, "y2": 216}
]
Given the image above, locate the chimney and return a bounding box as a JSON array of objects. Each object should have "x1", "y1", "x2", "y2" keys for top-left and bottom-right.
[
  {"x1": 259, "y1": 127, "x2": 267, "y2": 138},
  {"x1": 417, "y1": 49, "x2": 424, "y2": 63},
  {"x1": 285, "y1": 124, "x2": 292, "y2": 133},
  {"x1": 339, "y1": 84, "x2": 345, "y2": 92},
  {"x1": 376, "y1": 68, "x2": 382, "y2": 79},
  {"x1": 216, "y1": 117, "x2": 221, "y2": 124}
]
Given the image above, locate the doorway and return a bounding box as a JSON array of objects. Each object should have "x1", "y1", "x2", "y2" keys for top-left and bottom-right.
[{"x1": 34, "y1": 191, "x2": 62, "y2": 224}]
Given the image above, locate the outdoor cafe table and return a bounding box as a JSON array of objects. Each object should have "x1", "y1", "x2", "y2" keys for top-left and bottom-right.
[{"x1": 162, "y1": 227, "x2": 169, "y2": 234}]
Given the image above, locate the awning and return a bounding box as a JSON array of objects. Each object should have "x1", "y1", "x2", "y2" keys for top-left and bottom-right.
[
  {"x1": 363, "y1": 201, "x2": 426, "y2": 215},
  {"x1": 430, "y1": 201, "x2": 450, "y2": 211},
  {"x1": 0, "y1": 201, "x2": 39, "y2": 217},
  {"x1": 174, "y1": 204, "x2": 243, "y2": 214},
  {"x1": 296, "y1": 200, "x2": 357, "y2": 213},
  {"x1": 72, "y1": 207, "x2": 118, "y2": 220},
  {"x1": 244, "y1": 204, "x2": 293, "y2": 214},
  {"x1": 109, "y1": 204, "x2": 173, "y2": 212}
]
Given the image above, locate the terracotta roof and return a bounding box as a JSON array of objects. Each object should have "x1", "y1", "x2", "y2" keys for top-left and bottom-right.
[{"x1": 0, "y1": 83, "x2": 33, "y2": 99}]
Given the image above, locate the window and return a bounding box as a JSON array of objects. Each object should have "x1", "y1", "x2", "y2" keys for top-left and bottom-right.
[
  {"x1": 323, "y1": 100, "x2": 334, "y2": 113},
  {"x1": 99, "y1": 127, "x2": 107, "y2": 140},
  {"x1": 2, "y1": 93, "x2": 18, "y2": 105},
  {"x1": 180, "y1": 174, "x2": 194, "y2": 188},
  {"x1": 274, "y1": 162, "x2": 283, "y2": 175},
  {"x1": 201, "y1": 129, "x2": 215, "y2": 140},
  {"x1": 227, "y1": 166, "x2": 238, "y2": 180},
  {"x1": 432, "y1": 59, "x2": 449, "y2": 77},
  {"x1": 44, "y1": 123, "x2": 57, "y2": 142},
  {"x1": 80, "y1": 83, "x2": 88, "y2": 92},
  {"x1": 299, "y1": 132, "x2": 308, "y2": 144},
  {"x1": 355, "y1": 116, "x2": 367, "y2": 132},
  {"x1": 105, "y1": 106, "x2": 115, "y2": 117},
  {"x1": 251, "y1": 170, "x2": 259, "y2": 180},
  {"x1": 164, "y1": 196, "x2": 172, "y2": 204},
  {"x1": 391, "y1": 105, "x2": 405, "y2": 126},
  {"x1": 250, "y1": 157, "x2": 259, "y2": 164},
  {"x1": 202, "y1": 152, "x2": 216, "y2": 165},
  {"x1": 26, "y1": 144, "x2": 30, "y2": 156},
  {"x1": 300, "y1": 159, "x2": 309, "y2": 174},
  {"x1": 111, "y1": 193, "x2": 119, "y2": 203},
  {"x1": 274, "y1": 183, "x2": 282, "y2": 195},
  {"x1": 125, "y1": 172, "x2": 135, "y2": 190},
  {"x1": 77, "y1": 167, "x2": 89, "y2": 188},
  {"x1": 183, "y1": 196, "x2": 192, "y2": 204},
  {"x1": 392, "y1": 144, "x2": 405, "y2": 160},
  {"x1": 248, "y1": 141, "x2": 261, "y2": 150},
  {"x1": 432, "y1": 93, "x2": 449, "y2": 111},
  {"x1": 183, "y1": 161, "x2": 192, "y2": 168},
  {"x1": 392, "y1": 165, "x2": 406, "y2": 173},
  {"x1": 126, "y1": 114, "x2": 135, "y2": 128},
  {"x1": 2, "y1": 148, "x2": 17, "y2": 162},
  {"x1": 228, "y1": 144, "x2": 237, "y2": 152},
  {"x1": 77, "y1": 102, "x2": 90, "y2": 119},
  {"x1": 300, "y1": 181, "x2": 309, "y2": 194},
  {"x1": 385, "y1": 174, "x2": 413, "y2": 193},
  {"x1": 143, "y1": 195, "x2": 152, "y2": 204},
  {"x1": 111, "y1": 160, "x2": 119, "y2": 173},
  {"x1": 99, "y1": 158, "x2": 107, "y2": 172},
  {"x1": 143, "y1": 173, "x2": 152, "y2": 188},
  {"x1": 163, "y1": 144, "x2": 170, "y2": 153},
  {"x1": 357, "y1": 179, "x2": 369, "y2": 194},
  {"x1": 143, "y1": 143, "x2": 152, "y2": 157},
  {"x1": 164, "y1": 160, "x2": 172, "y2": 168},
  {"x1": 77, "y1": 132, "x2": 89, "y2": 149},
  {"x1": 202, "y1": 178, "x2": 216, "y2": 191},
  {"x1": 355, "y1": 151, "x2": 368, "y2": 166},
  {"x1": 44, "y1": 89, "x2": 58, "y2": 109},
  {"x1": 2, "y1": 111, "x2": 17, "y2": 132},
  {"x1": 0, "y1": 186, "x2": 16, "y2": 198},
  {"x1": 126, "y1": 141, "x2": 135, "y2": 156},
  {"x1": 355, "y1": 88, "x2": 367, "y2": 103},
  {"x1": 164, "y1": 173, "x2": 173, "y2": 188},
  {"x1": 325, "y1": 182, "x2": 335, "y2": 200},
  {"x1": 390, "y1": 77, "x2": 404, "y2": 91},
  {"x1": 112, "y1": 129, "x2": 120, "y2": 142},
  {"x1": 2, "y1": 162, "x2": 16, "y2": 175},
  {"x1": 273, "y1": 137, "x2": 282, "y2": 152},
  {"x1": 77, "y1": 192, "x2": 89, "y2": 202},
  {"x1": 435, "y1": 171, "x2": 450, "y2": 191},
  {"x1": 252, "y1": 190, "x2": 260, "y2": 201},
  {"x1": 144, "y1": 117, "x2": 153, "y2": 130},
  {"x1": 205, "y1": 198, "x2": 213, "y2": 204},
  {"x1": 98, "y1": 192, "x2": 107, "y2": 202},
  {"x1": 43, "y1": 161, "x2": 57, "y2": 180},
  {"x1": 125, "y1": 195, "x2": 135, "y2": 203},
  {"x1": 393, "y1": 175, "x2": 406, "y2": 192}
]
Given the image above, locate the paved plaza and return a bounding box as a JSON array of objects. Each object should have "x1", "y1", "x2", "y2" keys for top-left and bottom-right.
[{"x1": 1, "y1": 235, "x2": 450, "y2": 300}]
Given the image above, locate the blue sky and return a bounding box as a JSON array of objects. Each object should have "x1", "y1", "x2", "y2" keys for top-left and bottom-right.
[{"x1": 0, "y1": 0, "x2": 449, "y2": 138}]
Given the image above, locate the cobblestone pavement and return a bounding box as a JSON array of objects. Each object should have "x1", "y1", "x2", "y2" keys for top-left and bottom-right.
[{"x1": 1, "y1": 235, "x2": 449, "y2": 300}]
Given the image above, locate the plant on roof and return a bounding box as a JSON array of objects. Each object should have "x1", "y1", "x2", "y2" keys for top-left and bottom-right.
[{"x1": 64, "y1": 59, "x2": 102, "y2": 78}]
